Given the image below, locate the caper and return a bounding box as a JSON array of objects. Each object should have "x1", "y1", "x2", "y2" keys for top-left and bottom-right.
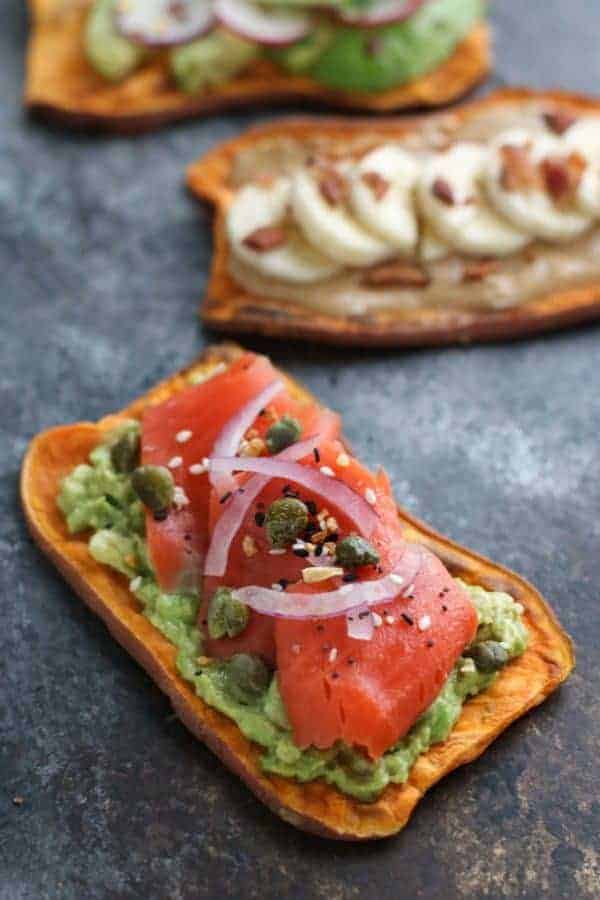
[
  {"x1": 110, "y1": 430, "x2": 141, "y2": 473},
  {"x1": 207, "y1": 587, "x2": 249, "y2": 640},
  {"x1": 226, "y1": 653, "x2": 270, "y2": 702},
  {"x1": 266, "y1": 415, "x2": 302, "y2": 454},
  {"x1": 131, "y1": 465, "x2": 174, "y2": 515},
  {"x1": 465, "y1": 640, "x2": 509, "y2": 674},
  {"x1": 265, "y1": 497, "x2": 309, "y2": 548},
  {"x1": 335, "y1": 534, "x2": 380, "y2": 569}
]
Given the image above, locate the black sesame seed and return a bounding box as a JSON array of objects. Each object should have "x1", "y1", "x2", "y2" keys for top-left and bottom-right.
[
  {"x1": 442, "y1": 604, "x2": 448, "y2": 612},
  {"x1": 343, "y1": 572, "x2": 358, "y2": 583},
  {"x1": 328, "y1": 532, "x2": 339, "y2": 543},
  {"x1": 401, "y1": 613, "x2": 414, "y2": 626},
  {"x1": 219, "y1": 491, "x2": 232, "y2": 504},
  {"x1": 314, "y1": 545, "x2": 323, "y2": 557},
  {"x1": 153, "y1": 509, "x2": 168, "y2": 522},
  {"x1": 347, "y1": 657, "x2": 356, "y2": 665},
  {"x1": 306, "y1": 501, "x2": 317, "y2": 516},
  {"x1": 278, "y1": 579, "x2": 289, "y2": 590},
  {"x1": 313, "y1": 447, "x2": 320, "y2": 463},
  {"x1": 358, "y1": 611, "x2": 370, "y2": 620},
  {"x1": 331, "y1": 672, "x2": 340, "y2": 680},
  {"x1": 293, "y1": 547, "x2": 309, "y2": 558},
  {"x1": 426, "y1": 640, "x2": 435, "y2": 648},
  {"x1": 254, "y1": 512, "x2": 266, "y2": 527}
]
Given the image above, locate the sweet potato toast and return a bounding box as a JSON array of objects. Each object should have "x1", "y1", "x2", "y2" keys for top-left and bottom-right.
[
  {"x1": 25, "y1": 0, "x2": 490, "y2": 134},
  {"x1": 21, "y1": 344, "x2": 574, "y2": 840},
  {"x1": 188, "y1": 88, "x2": 600, "y2": 347}
]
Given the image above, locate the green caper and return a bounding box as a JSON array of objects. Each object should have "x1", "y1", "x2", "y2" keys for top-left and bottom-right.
[
  {"x1": 266, "y1": 415, "x2": 302, "y2": 454},
  {"x1": 335, "y1": 534, "x2": 380, "y2": 569},
  {"x1": 131, "y1": 465, "x2": 174, "y2": 516},
  {"x1": 226, "y1": 653, "x2": 270, "y2": 703},
  {"x1": 265, "y1": 497, "x2": 309, "y2": 548},
  {"x1": 110, "y1": 429, "x2": 141, "y2": 473},
  {"x1": 465, "y1": 640, "x2": 509, "y2": 674},
  {"x1": 207, "y1": 587, "x2": 249, "y2": 640}
]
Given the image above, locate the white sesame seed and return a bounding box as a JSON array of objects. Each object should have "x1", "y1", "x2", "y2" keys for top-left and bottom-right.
[
  {"x1": 365, "y1": 488, "x2": 377, "y2": 506},
  {"x1": 291, "y1": 643, "x2": 301, "y2": 655},
  {"x1": 389, "y1": 573, "x2": 404, "y2": 585},
  {"x1": 372, "y1": 612, "x2": 383, "y2": 628},
  {"x1": 189, "y1": 463, "x2": 206, "y2": 475},
  {"x1": 129, "y1": 576, "x2": 142, "y2": 592},
  {"x1": 176, "y1": 429, "x2": 192, "y2": 444},
  {"x1": 167, "y1": 456, "x2": 182, "y2": 469},
  {"x1": 271, "y1": 582, "x2": 283, "y2": 592},
  {"x1": 418, "y1": 615, "x2": 432, "y2": 631},
  {"x1": 269, "y1": 548, "x2": 286, "y2": 555},
  {"x1": 336, "y1": 452, "x2": 350, "y2": 468},
  {"x1": 328, "y1": 647, "x2": 338, "y2": 663},
  {"x1": 173, "y1": 486, "x2": 190, "y2": 509},
  {"x1": 320, "y1": 466, "x2": 335, "y2": 477},
  {"x1": 384, "y1": 615, "x2": 396, "y2": 625},
  {"x1": 405, "y1": 583, "x2": 415, "y2": 596}
]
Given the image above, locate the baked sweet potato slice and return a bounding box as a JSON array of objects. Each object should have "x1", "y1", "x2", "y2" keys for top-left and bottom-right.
[
  {"x1": 189, "y1": 88, "x2": 600, "y2": 347},
  {"x1": 25, "y1": 0, "x2": 490, "y2": 133},
  {"x1": 21, "y1": 344, "x2": 574, "y2": 840}
]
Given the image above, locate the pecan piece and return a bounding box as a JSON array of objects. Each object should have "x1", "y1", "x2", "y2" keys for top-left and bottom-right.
[
  {"x1": 500, "y1": 144, "x2": 542, "y2": 192},
  {"x1": 319, "y1": 169, "x2": 349, "y2": 206},
  {"x1": 361, "y1": 171, "x2": 390, "y2": 201},
  {"x1": 243, "y1": 226, "x2": 287, "y2": 252},
  {"x1": 541, "y1": 152, "x2": 586, "y2": 204},
  {"x1": 431, "y1": 177, "x2": 455, "y2": 206},
  {"x1": 364, "y1": 262, "x2": 430, "y2": 288},
  {"x1": 543, "y1": 109, "x2": 577, "y2": 135},
  {"x1": 462, "y1": 259, "x2": 500, "y2": 282}
]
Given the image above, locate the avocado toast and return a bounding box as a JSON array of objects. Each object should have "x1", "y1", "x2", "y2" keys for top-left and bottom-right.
[
  {"x1": 21, "y1": 344, "x2": 573, "y2": 840},
  {"x1": 25, "y1": 0, "x2": 490, "y2": 132}
]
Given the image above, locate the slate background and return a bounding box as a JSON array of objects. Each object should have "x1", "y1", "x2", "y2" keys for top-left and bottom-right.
[{"x1": 1, "y1": 1, "x2": 599, "y2": 897}]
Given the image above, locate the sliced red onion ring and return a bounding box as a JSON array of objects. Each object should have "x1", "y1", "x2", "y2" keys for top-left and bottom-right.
[
  {"x1": 209, "y1": 456, "x2": 379, "y2": 537},
  {"x1": 115, "y1": 0, "x2": 215, "y2": 48},
  {"x1": 338, "y1": 0, "x2": 427, "y2": 27},
  {"x1": 232, "y1": 544, "x2": 422, "y2": 620},
  {"x1": 214, "y1": 0, "x2": 312, "y2": 46},
  {"x1": 204, "y1": 436, "x2": 321, "y2": 577},
  {"x1": 209, "y1": 378, "x2": 283, "y2": 497},
  {"x1": 346, "y1": 604, "x2": 374, "y2": 640}
]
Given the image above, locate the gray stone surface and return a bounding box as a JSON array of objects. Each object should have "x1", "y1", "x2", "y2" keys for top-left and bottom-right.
[{"x1": 1, "y1": 1, "x2": 599, "y2": 897}]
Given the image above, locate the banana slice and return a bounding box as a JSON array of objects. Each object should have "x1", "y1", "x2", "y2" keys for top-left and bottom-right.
[
  {"x1": 417, "y1": 143, "x2": 529, "y2": 258},
  {"x1": 564, "y1": 118, "x2": 600, "y2": 217},
  {"x1": 227, "y1": 178, "x2": 341, "y2": 283},
  {"x1": 419, "y1": 222, "x2": 452, "y2": 263},
  {"x1": 291, "y1": 166, "x2": 394, "y2": 267},
  {"x1": 349, "y1": 145, "x2": 420, "y2": 255},
  {"x1": 484, "y1": 129, "x2": 592, "y2": 243}
]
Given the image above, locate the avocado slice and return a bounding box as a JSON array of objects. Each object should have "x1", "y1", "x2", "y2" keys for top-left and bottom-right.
[
  {"x1": 84, "y1": 0, "x2": 147, "y2": 82},
  {"x1": 170, "y1": 29, "x2": 260, "y2": 94}
]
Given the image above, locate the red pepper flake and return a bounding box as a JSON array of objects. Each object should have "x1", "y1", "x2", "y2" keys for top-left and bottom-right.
[
  {"x1": 331, "y1": 672, "x2": 340, "y2": 680},
  {"x1": 540, "y1": 152, "x2": 586, "y2": 205},
  {"x1": 319, "y1": 169, "x2": 348, "y2": 206},
  {"x1": 543, "y1": 109, "x2": 577, "y2": 135},
  {"x1": 243, "y1": 226, "x2": 287, "y2": 252},
  {"x1": 361, "y1": 170, "x2": 390, "y2": 201},
  {"x1": 432, "y1": 177, "x2": 455, "y2": 206}
]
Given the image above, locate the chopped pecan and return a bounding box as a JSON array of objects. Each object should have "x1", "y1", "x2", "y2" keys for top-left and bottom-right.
[
  {"x1": 364, "y1": 262, "x2": 430, "y2": 288},
  {"x1": 462, "y1": 259, "x2": 500, "y2": 282},
  {"x1": 541, "y1": 152, "x2": 586, "y2": 204},
  {"x1": 543, "y1": 109, "x2": 577, "y2": 135},
  {"x1": 361, "y1": 171, "x2": 390, "y2": 201},
  {"x1": 431, "y1": 177, "x2": 455, "y2": 206},
  {"x1": 243, "y1": 226, "x2": 287, "y2": 252},
  {"x1": 319, "y1": 169, "x2": 349, "y2": 206},
  {"x1": 500, "y1": 143, "x2": 542, "y2": 192}
]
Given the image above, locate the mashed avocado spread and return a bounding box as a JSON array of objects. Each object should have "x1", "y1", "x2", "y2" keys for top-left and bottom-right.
[
  {"x1": 58, "y1": 421, "x2": 528, "y2": 803},
  {"x1": 85, "y1": 0, "x2": 484, "y2": 94}
]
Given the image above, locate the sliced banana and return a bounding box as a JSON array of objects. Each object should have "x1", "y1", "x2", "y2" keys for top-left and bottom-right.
[
  {"x1": 291, "y1": 166, "x2": 394, "y2": 267},
  {"x1": 349, "y1": 145, "x2": 420, "y2": 255},
  {"x1": 564, "y1": 118, "x2": 600, "y2": 217},
  {"x1": 417, "y1": 143, "x2": 529, "y2": 258},
  {"x1": 227, "y1": 178, "x2": 341, "y2": 283},
  {"x1": 418, "y1": 222, "x2": 452, "y2": 263},
  {"x1": 484, "y1": 129, "x2": 592, "y2": 243}
]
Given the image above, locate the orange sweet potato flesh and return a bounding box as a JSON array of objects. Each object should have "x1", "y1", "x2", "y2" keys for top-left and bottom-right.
[
  {"x1": 25, "y1": 0, "x2": 490, "y2": 133},
  {"x1": 21, "y1": 343, "x2": 574, "y2": 840},
  {"x1": 188, "y1": 88, "x2": 600, "y2": 347}
]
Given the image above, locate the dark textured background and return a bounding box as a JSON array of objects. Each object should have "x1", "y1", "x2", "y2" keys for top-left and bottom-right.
[{"x1": 2, "y1": 2, "x2": 599, "y2": 897}]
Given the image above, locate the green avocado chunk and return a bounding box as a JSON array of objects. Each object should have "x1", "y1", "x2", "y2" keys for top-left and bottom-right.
[
  {"x1": 84, "y1": 0, "x2": 147, "y2": 82},
  {"x1": 170, "y1": 29, "x2": 259, "y2": 94},
  {"x1": 308, "y1": 0, "x2": 485, "y2": 93},
  {"x1": 58, "y1": 428, "x2": 527, "y2": 803}
]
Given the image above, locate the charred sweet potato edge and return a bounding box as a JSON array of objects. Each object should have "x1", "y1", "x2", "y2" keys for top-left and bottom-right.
[
  {"x1": 188, "y1": 88, "x2": 600, "y2": 347},
  {"x1": 20, "y1": 343, "x2": 574, "y2": 840}
]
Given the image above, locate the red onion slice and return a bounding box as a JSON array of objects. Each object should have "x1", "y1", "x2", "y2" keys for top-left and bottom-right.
[
  {"x1": 204, "y1": 437, "x2": 321, "y2": 577},
  {"x1": 338, "y1": 0, "x2": 427, "y2": 27},
  {"x1": 214, "y1": 0, "x2": 312, "y2": 47},
  {"x1": 209, "y1": 378, "x2": 283, "y2": 497},
  {"x1": 115, "y1": 0, "x2": 215, "y2": 48},
  {"x1": 233, "y1": 544, "x2": 422, "y2": 620},
  {"x1": 209, "y1": 456, "x2": 379, "y2": 537}
]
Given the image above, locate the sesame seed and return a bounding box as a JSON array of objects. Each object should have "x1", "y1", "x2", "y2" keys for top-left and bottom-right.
[
  {"x1": 372, "y1": 612, "x2": 383, "y2": 628},
  {"x1": 320, "y1": 466, "x2": 335, "y2": 477},
  {"x1": 269, "y1": 548, "x2": 286, "y2": 555},
  {"x1": 384, "y1": 615, "x2": 396, "y2": 625},
  {"x1": 167, "y1": 456, "x2": 182, "y2": 469},
  {"x1": 313, "y1": 447, "x2": 320, "y2": 463},
  {"x1": 336, "y1": 452, "x2": 350, "y2": 467},
  {"x1": 292, "y1": 643, "x2": 301, "y2": 655},
  {"x1": 129, "y1": 576, "x2": 142, "y2": 592},
  {"x1": 189, "y1": 462, "x2": 206, "y2": 475},
  {"x1": 271, "y1": 583, "x2": 283, "y2": 592},
  {"x1": 418, "y1": 615, "x2": 432, "y2": 631},
  {"x1": 328, "y1": 647, "x2": 338, "y2": 663},
  {"x1": 173, "y1": 486, "x2": 190, "y2": 508},
  {"x1": 175, "y1": 429, "x2": 192, "y2": 444},
  {"x1": 401, "y1": 613, "x2": 414, "y2": 626},
  {"x1": 389, "y1": 573, "x2": 404, "y2": 585},
  {"x1": 404, "y1": 583, "x2": 415, "y2": 596},
  {"x1": 365, "y1": 488, "x2": 377, "y2": 505}
]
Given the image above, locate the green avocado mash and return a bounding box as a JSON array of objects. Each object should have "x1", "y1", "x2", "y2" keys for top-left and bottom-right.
[
  {"x1": 83, "y1": 0, "x2": 484, "y2": 95},
  {"x1": 58, "y1": 422, "x2": 528, "y2": 803}
]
